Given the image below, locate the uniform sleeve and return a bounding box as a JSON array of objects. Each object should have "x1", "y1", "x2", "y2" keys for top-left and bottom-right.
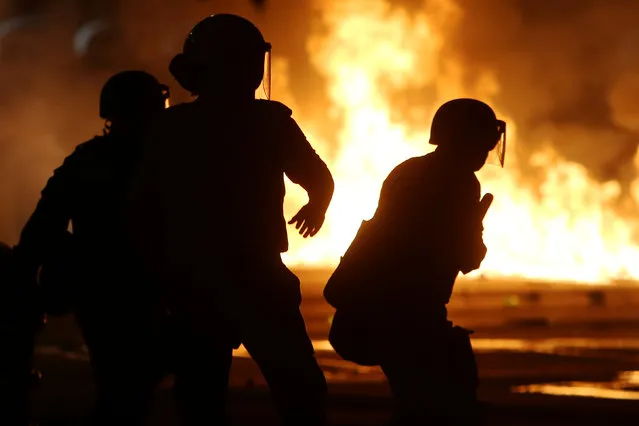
[
  {"x1": 15, "y1": 149, "x2": 80, "y2": 272},
  {"x1": 434, "y1": 178, "x2": 486, "y2": 274},
  {"x1": 374, "y1": 159, "x2": 416, "y2": 219},
  {"x1": 280, "y1": 116, "x2": 334, "y2": 212}
]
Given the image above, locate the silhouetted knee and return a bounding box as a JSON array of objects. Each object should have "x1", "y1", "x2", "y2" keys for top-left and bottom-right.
[
  {"x1": 257, "y1": 353, "x2": 327, "y2": 425},
  {"x1": 171, "y1": 338, "x2": 233, "y2": 426},
  {"x1": 289, "y1": 357, "x2": 327, "y2": 403}
]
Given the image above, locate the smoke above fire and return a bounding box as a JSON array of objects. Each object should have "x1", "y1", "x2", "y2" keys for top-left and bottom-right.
[
  {"x1": 1, "y1": 0, "x2": 639, "y2": 283},
  {"x1": 281, "y1": 0, "x2": 639, "y2": 283},
  {"x1": 444, "y1": 0, "x2": 639, "y2": 186}
]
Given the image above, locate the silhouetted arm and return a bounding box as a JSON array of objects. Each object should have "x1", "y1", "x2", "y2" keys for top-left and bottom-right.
[
  {"x1": 282, "y1": 117, "x2": 334, "y2": 237},
  {"x1": 14, "y1": 150, "x2": 79, "y2": 273},
  {"x1": 282, "y1": 118, "x2": 334, "y2": 211},
  {"x1": 438, "y1": 180, "x2": 487, "y2": 275}
]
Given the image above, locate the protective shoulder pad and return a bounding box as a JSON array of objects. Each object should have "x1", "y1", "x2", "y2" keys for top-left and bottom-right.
[
  {"x1": 254, "y1": 99, "x2": 293, "y2": 117},
  {"x1": 72, "y1": 136, "x2": 104, "y2": 157}
]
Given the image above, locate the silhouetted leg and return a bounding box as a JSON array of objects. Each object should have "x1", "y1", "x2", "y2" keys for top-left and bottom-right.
[
  {"x1": 172, "y1": 323, "x2": 234, "y2": 426},
  {"x1": 0, "y1": 269, "x2": 40, "y2": 426},
  {"x1": 380, "y1": 328, "x2": 480, "y2": 426},
  {"x1": 242, "y1": 306, "x2": 327, "y2": 426},
  {"x1": 79, "y1": 315, "x2": 163, "y2": 426},
  {"x1": 90, "y1": 362, "x2": 158, "y2": 426},
  {"x1": 0, "y1": 330, "x2": 35, "y2": 426}
]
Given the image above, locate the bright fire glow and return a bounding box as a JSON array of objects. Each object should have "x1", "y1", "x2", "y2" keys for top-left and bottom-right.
[{"x1": 279, "y1": 0, "x2": 639, "y2": 284}]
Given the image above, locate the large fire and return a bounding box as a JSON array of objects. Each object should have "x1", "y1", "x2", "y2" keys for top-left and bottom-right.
[{"x1": 277, "y1": 0, "x2": 639, "y2": 284}]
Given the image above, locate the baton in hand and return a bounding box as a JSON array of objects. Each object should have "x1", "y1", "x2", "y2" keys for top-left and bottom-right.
[{"x1": 478, "y1": 193, "x2": 493, "y2": 220}]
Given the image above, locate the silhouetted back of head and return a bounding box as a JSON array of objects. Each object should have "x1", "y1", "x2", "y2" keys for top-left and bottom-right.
[
  {"x1": 429, "y1": 98, "x2": 505, "y2": 171},
  {"x1": 170, "y1": 14, "x2": 270, "y2": 98},
  {"x1": 100, "y1": 70, "x2": 169, "y2": 132}
]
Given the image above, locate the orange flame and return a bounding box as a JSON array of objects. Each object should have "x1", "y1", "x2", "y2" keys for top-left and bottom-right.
[{"x1": 278, "y1": 0, "x2": 639, "y2": 284}]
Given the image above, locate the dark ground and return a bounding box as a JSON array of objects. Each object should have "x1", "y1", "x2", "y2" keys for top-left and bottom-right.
[
  {"x1": 25, "y1": 272, "x2": 639, "y2": 425},
  {"x1": 29, "y1": 346, "x2": 639, "y2": 425}
]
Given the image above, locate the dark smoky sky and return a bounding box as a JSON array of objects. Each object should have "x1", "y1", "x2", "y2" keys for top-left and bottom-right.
[
  {"x1": 442, "y1": 0, "x2": 639, "y2": 188},
  {"x1": 1, "y1": 0, "x2": 639, "y2": 243}
]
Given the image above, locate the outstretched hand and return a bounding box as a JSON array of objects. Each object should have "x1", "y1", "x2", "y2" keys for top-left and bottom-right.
[{"x1": 288, "y1": 203, "x2": 326, "y2": 238}]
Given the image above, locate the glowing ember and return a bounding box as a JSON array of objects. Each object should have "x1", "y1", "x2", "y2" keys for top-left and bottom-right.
[{"x1": 279, "y1": 0, "x2": 639, "y2": 284}]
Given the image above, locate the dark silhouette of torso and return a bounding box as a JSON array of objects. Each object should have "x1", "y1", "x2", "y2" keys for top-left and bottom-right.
[
  {"x1": 19, "y1": 132, "x2": 147, "y2": 302},
  {"x1": 326, "y1": 150, "x2": 483, "y2": 326},
  {"x1": 374, "y1": 151, "x2": 481, "y2": 319},
  {"x1": 132, "y1": 98, "x2": 331, "y2": 288},
  {"x1": 66, "y1": 136, "x2": 140, "y2": 250}
]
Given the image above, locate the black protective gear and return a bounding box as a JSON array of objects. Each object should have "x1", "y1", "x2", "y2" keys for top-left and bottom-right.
[
  {"x1": 429, "y1": 98, "x2": 506, "y2": 166},
  {"x1": 17, "y1": 70, "x2": 170, "y2": 425},
  {"x1": 169, "y1": 14, "x2": 271, "y2": 96},
  {"x1": 99, "y1": 70, "x2": 169, "y2": 122},
  {"x1": 183, "y1": 14, "x2": 269, "y2": 62}
]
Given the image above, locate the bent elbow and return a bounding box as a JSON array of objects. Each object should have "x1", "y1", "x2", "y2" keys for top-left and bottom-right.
[{"x1": 325, "y1": 169, "x2": 335, "y2": 199}]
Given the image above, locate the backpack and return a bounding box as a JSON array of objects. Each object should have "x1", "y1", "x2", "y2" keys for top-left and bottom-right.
[{"x1": 324, "y1": 219, "x2": 390, "y2": 366}]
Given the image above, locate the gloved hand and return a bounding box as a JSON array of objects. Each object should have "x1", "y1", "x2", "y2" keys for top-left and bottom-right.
[
  {"x1": 459, "y1": 193, "x2": 493, "y2": 274},
  {"x1": 288, "y1": 202, "x2": 326, "y2": 238}
]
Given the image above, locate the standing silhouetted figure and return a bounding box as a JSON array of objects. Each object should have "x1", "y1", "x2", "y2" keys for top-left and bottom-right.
[
  {"x1": 128, "y1": 14, "x2": 334, "y2": 426},
  {"x1": 325, "y1": 98, "x2": 506, "y2": 425},
  {"x1": 14, "y1": 71, "x2": 170, "y2": 425}
]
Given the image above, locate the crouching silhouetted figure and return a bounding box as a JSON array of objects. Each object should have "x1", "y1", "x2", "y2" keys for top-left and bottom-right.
[{"x1": 325, "y1": 98, "x2": 506, "y2": 425}]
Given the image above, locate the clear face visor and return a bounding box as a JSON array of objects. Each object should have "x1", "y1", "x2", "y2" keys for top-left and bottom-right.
[
  {"x1": 255, "y1": 43, "x2": 272, "y2": 100},
  {"x1": 487, "y1": 119, "x2": 506, "y2": 167}
]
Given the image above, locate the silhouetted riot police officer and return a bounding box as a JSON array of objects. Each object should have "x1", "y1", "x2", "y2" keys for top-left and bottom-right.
[
  {"x1": 129, "y1": 14, "x2": 334, "y2": 426},
  {"x1": 15, "y1": 70, "x2": 170, "y2": 426},
  {"x1": 325, "y1": 98, "x2": 506, "y2": 425}
]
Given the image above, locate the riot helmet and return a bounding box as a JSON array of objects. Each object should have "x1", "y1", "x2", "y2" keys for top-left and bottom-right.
[
  {"x1": 429, "y1": 98, "x2": 506, "y2": 167},
  {"x1": 169, "y1": 14, "x2": 271, "y2": 99},
  {"x1": 99, "y1": 70, "x2": 170, "y2": 124}
]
